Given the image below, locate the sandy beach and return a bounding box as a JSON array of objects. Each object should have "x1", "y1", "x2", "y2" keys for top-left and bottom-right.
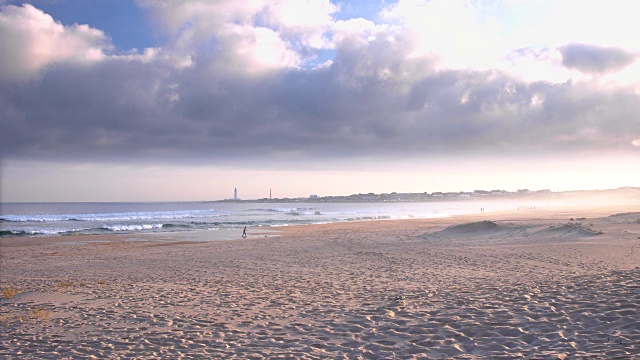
[{"x1": 1, "y1": 205, "x2": 639, "y2": 359}]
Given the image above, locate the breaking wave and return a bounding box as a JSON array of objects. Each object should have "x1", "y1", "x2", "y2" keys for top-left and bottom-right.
[
  {"x1": 0, "y1": 209, "x2": 224, "y2": 223},
  {"x1": 101, "y1": 223, "x2": 165, "y2": 232}
]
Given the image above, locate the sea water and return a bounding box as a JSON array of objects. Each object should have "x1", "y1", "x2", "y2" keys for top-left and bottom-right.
[{"x1": 0, "y1": 200, "x2": 526, "y2": 238}]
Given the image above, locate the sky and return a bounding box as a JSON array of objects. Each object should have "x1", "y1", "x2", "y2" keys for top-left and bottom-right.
[{"x1": 1, "y1": 0, "x2": 639, "y2": 202}]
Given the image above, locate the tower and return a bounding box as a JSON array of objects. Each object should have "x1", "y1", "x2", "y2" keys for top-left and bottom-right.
[{"x1": 234, "y1": 188, "x2": 237, "y2": 200}]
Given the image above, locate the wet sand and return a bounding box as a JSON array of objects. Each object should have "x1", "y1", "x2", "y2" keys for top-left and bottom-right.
[{"x1": 1, "y1": 205, "x2": 639, "y2": 358}]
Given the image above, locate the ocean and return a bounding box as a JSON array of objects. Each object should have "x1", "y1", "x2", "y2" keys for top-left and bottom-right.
[{"x1": 0, "y1": 200, "x2": 527, "y2": 239}]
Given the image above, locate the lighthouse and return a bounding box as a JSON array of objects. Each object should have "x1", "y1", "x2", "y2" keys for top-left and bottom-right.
[{"x1": 234, "y1": 188, "x2": 238, "y2": 200}]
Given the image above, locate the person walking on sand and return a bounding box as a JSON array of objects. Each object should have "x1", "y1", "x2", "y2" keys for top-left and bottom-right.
[{"x1": 242, "y1": 226, "x2": 247, "y2": 238}]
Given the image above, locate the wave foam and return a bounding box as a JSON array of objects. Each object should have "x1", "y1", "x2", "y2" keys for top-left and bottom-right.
[
  {"x1": 1, "y1": 210, "x2": 224, "y2": 223},
  {"x1": 103, "y1": 224, "x2": 165, "y2": 232}
]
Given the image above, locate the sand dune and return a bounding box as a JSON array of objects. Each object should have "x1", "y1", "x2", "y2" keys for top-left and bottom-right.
[
  {"x1": 438, "y1": 220, "x2": 506, "y2": 236},
  {"x1": 530, "y1": 223, "x2": 602, "y2": 239},
  {"x1": 1, "y1": 207, "x2": 639, "y2": 358}
]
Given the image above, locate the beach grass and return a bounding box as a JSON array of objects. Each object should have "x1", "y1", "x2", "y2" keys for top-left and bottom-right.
[
  {"x1": 29, "y1": 307, "x2": 52, "y2": 321},
  {"x1": 2, "y1": 287, "x2": 20, "y2": 299}
]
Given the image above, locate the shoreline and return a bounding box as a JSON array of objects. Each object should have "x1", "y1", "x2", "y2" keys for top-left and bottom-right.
[
  {"x1": 2, "y1": 202, "x2": 637, "y2": 246},
  {"x1": 2, "y1": 204, "x2": 639, "y2": 358},
  {"x1": 3, "y1": 190, "x2": 639, "y2": 239}
]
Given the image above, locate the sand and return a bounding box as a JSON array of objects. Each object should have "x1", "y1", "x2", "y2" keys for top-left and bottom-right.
[{"x1": 1, "y1": 205, "x2": 639, "y2": 359}]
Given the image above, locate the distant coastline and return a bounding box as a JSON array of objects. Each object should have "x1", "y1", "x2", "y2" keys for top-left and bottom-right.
[
  {"x1": 4, "y1": 187, "x2": 636, "y2": 238},
  {"x1": 216, "y1": 186, "x2": 640, "y2": 204}
]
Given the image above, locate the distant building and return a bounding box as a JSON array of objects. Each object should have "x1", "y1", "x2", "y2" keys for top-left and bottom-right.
[
  {"x1": 310, "y1": 194, "x2": 318, "y2": 199},
  {"x1": 358, "y1": 194, "x2": 377, "y2": 201},
  {"x1": 234, "y1": 188, "x2": 238, "y2": 200}
]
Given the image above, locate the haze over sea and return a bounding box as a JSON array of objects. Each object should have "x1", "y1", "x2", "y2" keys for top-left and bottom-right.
[{"x1": 1, "y1": 199, "x2": 556, "y2": 239}]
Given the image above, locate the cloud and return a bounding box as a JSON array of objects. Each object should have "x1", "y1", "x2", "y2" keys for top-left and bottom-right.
[
  {"x1": 2, "y1": 42, "x2": 639, "y2": 166},
  {"x1": 0, "y1": 4, "x2": 110, "y2": 80},
  {"x1": 138, "y1": 0, "x2": 337, "y2": 73},
  {"x1": 1, "y1": 2, "x2": 640, "y2": 169},
  {"x1": 560, "y1": 43, "x2": 636, "y2": 74},
  {"x1": 633, "y1": 139, "x2": 640, "y2": 147},
  {"x1": 380, "y1": 0, "x2": 502, "y2": 70},
  {"x1": 261, "y1": 0, "x2": 337, "y2": 37}
]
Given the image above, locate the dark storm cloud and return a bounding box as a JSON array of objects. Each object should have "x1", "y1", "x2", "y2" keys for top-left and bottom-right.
[
  {"x1": 2, "y1": 30, "x2": 640, "y2": 166},
  {"x1": 560, "y1": 43, "x2": 637, "y2": 74}
]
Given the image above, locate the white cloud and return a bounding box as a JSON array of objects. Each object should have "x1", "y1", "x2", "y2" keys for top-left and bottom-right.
[
  {"x1": 126, "y1": 1, "x2": 640, "y2": 84},
  {"x1": 139, "y1": 0, "x2": 337, "y2": 73},
  {"x1": 374, "y1": 0, "x2": 640, "y2": 88},
  {"x1": 265, "y1": 0, "x2": 338, "y2": 51},
  {"x1": 140, "y1": 0, "x2": 257, "y2": 36},
  {"x1": 0, "y1": 4, "x2": 109, "y2": 80},
  {"x1": 494, "y1": 1, "x2": 640, "y2": 85},
  {"x1": 535, "y1": 1, "x2": 639, "y2": 49},
  {"x1": 380, "y1": 0, "x2": 502, "y2": 70},
  {"x1": 234, "y1": 25, "x2": 301, "y2": 72},
  {"x1": 118, "y1": 47, "x2": 160, "y2": 63},
  {"x1": 332, "y1": 17, "x2": 381, "y2": 44},
  {"x1": 262, "y1": 0, "x2": 337, "y2": 33}
]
